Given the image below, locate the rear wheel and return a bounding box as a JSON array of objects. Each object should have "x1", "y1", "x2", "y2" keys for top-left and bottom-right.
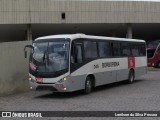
[
  {"x1": 156, "y1": 61, "x2": 160, "y2": 68},
  {"x1": 127, "y1": 70, "x2": 134, "y2": 84},
  {"x1": 84, "y1": 77, "x2": 92, "y2": 94}
]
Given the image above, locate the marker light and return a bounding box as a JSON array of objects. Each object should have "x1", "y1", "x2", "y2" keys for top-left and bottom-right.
[
  {"x1": 63, "y1": 77, "x2": 67, "y2": 81},
  {"x1": 29, "y1": 77, "x2": 32, "y2": 81}
]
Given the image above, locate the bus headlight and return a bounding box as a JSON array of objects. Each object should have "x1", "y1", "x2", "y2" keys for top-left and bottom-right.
[
  {"x1": 29, "y1": 76, "x2": 35, "y2": 82},
  {"x1": 63, "y1": 77, "x2": 67, "y2": 81},
  {"x1": 29, "y1": 77, "x2": 32, "y2": 81},
  {"x1": 58, "y1": 77, "x2": 67, "y2": 83}
]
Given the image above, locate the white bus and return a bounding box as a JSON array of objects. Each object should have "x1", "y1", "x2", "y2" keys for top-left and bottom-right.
[{"x1": 24, "y1": 34, "x2": 147, "y2": 94}]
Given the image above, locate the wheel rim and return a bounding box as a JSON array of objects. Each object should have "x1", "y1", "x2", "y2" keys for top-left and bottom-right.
[
  {"x1": 86, "y1": 80, "x2": 91, "y2": 93},
  {"x1": 130, "y1": 72, "x2": 134, "y2": 82},
  {"x1": 130, "y1": 74, "x2": 133, "y2": 82}
]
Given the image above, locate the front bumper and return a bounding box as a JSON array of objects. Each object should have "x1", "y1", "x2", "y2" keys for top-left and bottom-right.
[
  {"x1": 29, "y1": 80, "x2": 68, "y2": 92},
  {"x1": 147, "y1": 62, "x2": 155, "y2": 67}
]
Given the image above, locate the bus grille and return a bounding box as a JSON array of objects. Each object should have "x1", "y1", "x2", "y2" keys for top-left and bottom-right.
[{"x1": 36, "y1": 86, "x2": 57, "y2": 91}]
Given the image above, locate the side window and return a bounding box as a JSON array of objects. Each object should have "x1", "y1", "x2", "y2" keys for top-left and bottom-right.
[
  {"x1": 112, "y1": 42, "x2": 121, "y2": 57},
  {"x1": 74, "y1": 45, "x2": 83, "y2": 63},
  {"x1": 98, "y1": 41, "x2": 110, "y2": 57},
  {"x1": 84, "y1": 41, "x2": 98, "y2": 58},
  {"x1": 131, "y1": 43, "x2": 139, "y2": 56},
  {"x1": 139, "y1": 43, "x2": 146, "y2": 56},
  {"x1": 121, "y1": 42, "x2": 130, "y2": 56},
  {"x1": 71, "y1": 43, "x2": 83, "y2": 63}
]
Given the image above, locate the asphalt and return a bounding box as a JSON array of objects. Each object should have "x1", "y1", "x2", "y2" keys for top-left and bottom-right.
[{"x1": 0, "y1": 68, "x2": 160, "y2": 120}]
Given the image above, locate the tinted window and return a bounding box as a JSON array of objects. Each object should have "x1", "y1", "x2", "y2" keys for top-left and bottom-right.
[
  {"x1": 130, "y1": 43, "x2": 146, "y2": 56},
  {"x1": 84, "y1": 41, "x2": 98, "y2": 58},
  {"x1": 148, "y1": 40, "x2": 160, "y2": 49},
  {"x1": 131, "y1": 43, "x2": 139, "y2": 56},
  {"x1": 139, "y1": 43, "x2": 146, "y2": 56},
  {"x1": 74, "y1": 45, "x2": 83, "y2": 63},
  {"x1": 121, "y1": 42, "x2": 130, "y2": 56},
  {"x1": 147, "y1": 49, "x2": 155, "y2": 58},
  {"x1": 112, "y1": 42, "x2": 121, "y2": 57},
  {"x1": 98, "y1": 42, "x2": 110, "y2": 57}
]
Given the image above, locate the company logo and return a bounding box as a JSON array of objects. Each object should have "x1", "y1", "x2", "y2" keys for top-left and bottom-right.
[
  {"x1": 36, "y1": 77, "x2": 43, "y2": 83},
  {"x1": 2, "y1": 112, "x2": 11, "y2": 117},
  {"x1": 128, "y1": 57, "x2": 135, "y2": 68},
  {"x1": 1, "y1": 112, "x2": 42, "y2": 118}
]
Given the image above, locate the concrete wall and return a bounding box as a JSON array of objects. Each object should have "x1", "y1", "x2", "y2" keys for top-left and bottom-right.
[
  {"x1": 0, "y1": 0, "x2": 160, "y2": 24},
  {"x1": 0, "y1": 40, "x2": 32, "y2": 96}
]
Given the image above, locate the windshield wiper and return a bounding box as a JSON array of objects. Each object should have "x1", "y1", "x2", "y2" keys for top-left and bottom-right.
[
  {"x1": 43, "y1": 50, "x2": 50, "y2": 66},
  {"x1": 43, "y1": 50, "x2": 46, "y2": 63}
]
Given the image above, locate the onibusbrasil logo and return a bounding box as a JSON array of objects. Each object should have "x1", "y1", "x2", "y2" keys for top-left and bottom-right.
[{"x1": 2, "y1": 112, "x2": 42, "y2": 118}]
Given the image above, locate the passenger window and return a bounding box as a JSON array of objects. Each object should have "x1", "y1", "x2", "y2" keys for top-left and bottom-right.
[
  {"x1": 139, "y1": 44, "x2": 146, "y2": 56},
  {"x1": 98, "y1": 42, "x2": 110, "y2": 57},
  {"x1": 121, "y1": 43, "x2": 130, "y2": 56},
  {"x1": 112, "y1": 42, "x2": 121, "y2": 57},
  {"x1": 131, "y1": 44, "x2": 139, "y2": 56},
  {"x1": 84, "y1": 41, "x2": 98, "y2": 58}
]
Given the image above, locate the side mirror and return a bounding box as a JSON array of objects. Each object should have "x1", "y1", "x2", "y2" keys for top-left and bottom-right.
[
  {"x1": 24, "y1": 45, "x2": 34, "y2": 58},
  {"x1": 25, "y1": 51, "x2": 27, "y2": 58}
]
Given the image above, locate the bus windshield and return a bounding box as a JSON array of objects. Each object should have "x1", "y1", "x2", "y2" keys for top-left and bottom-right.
[
  {"x1": 147, "y1": 40, "x2": 160, "y2": 58},
  {"x1": 148, "y1": 40, "x2": 160, "y2": 49},
  {"x1": 30, "y1": 39, "x2": 70, "y2": 73},
  {"x1": 147, "y1": 49, "x2": 155, "y2": 58}
]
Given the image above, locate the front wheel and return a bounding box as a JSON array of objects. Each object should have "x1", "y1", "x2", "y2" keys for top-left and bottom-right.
[
  {"x1": 84, "y1": 77, "x2": 92, "y2": 94},
  {"x1": 127, "y1": 70, "x2": 135, "y2": 84}
]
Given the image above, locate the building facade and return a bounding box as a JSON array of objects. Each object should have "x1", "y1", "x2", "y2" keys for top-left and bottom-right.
[{"x1": 0, "y1": 0, "x2": 160, "y2": 41}]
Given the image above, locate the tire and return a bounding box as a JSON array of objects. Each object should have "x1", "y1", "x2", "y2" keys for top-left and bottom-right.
[
  {"x1": 156, "y1": 61, "x2": 160, "y2": 68},
  {"x1": 127, "y1": 70, "x2": 134, "y2": 84},
  {"x1": 84, "y1": 77, "x2": 92, "y2": 94}
]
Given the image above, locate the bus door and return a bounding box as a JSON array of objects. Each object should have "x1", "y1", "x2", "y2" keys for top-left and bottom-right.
[
  {"x1": 70, "y1": 41, "x2": 85, "y2": 90},
  {"x1": 71, "y1": 41, "x2": 83, "y2": 67},
  {"x1": 70, "y1": 41, "x2": 85, "y2": 72}
]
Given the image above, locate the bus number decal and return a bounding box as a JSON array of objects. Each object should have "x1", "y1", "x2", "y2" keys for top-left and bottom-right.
[{"x1": 94, "y1": 64, "x2": 99, "y2": 69}]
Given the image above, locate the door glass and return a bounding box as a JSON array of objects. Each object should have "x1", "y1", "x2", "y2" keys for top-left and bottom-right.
[{"x1": 75, "y1": 45, "x2": 82, "y2": 63}]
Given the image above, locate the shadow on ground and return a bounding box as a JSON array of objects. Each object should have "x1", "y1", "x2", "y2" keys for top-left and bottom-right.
[{"x1": 35, "y1": 80, "x2": 144, "y2": 99}]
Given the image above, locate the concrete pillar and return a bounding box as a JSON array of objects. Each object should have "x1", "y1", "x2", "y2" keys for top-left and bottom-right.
[
  {"x1": 27, "y1": 24, "x2": 32, "y2": 41},
  {"x1": 126, "y1": 23, "x2": 132, "y2": 39}
]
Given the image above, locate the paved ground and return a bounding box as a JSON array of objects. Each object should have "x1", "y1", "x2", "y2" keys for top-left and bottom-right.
[{"x1": 0, "y1": 68, "x2": 160, "y2": 120}]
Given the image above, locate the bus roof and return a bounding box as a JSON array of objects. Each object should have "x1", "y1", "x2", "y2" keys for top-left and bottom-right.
[{"x1": 35, "y1": 34, "x2": 145, "y2": 43}]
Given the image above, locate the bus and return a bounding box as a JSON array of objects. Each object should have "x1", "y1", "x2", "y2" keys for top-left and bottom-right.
[
  {"x1": 24, "y1": 34, "x2": 147, "y2": 94},
  {"x1": 147, "y1": 40, "x2": 160, "y2": 68}
]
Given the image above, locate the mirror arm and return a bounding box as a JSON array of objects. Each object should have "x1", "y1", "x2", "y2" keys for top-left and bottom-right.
[{"x1": 24, "y1": 45, "x2": 34, "y2": 58}]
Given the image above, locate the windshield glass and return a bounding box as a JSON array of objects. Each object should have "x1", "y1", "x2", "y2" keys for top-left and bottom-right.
[
  {"x1": 30, "y1": 39, "x2": 69, "y2": 73},
  {"x1": 148, "y1": 40, "x2": 160, "y2": 49},
  {"x1": 147, "y1": 49, "x2": 155, "y2": 58}
]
